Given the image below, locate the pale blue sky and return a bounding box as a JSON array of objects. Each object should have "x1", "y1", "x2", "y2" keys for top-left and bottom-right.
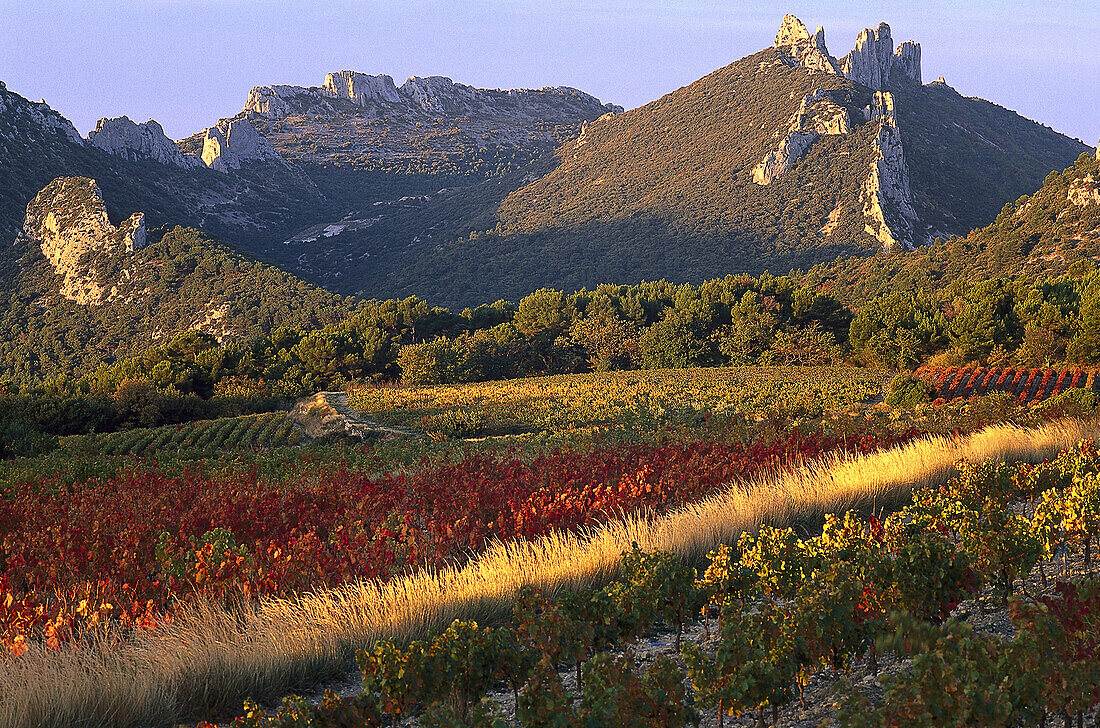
[{"x1": 1, "y1": 0, "x2": 1096, "y2": 146}]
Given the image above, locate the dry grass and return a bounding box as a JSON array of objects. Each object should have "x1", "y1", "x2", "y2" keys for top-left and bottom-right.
[{"x1": 3, "y1": 419, "x2": 1097, "y2": 728}]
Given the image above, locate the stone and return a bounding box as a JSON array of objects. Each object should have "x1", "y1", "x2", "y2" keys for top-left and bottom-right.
[
  {"x1": 200, "y1": 118, "x2": 286, "y2": 172},
  {"x1": 0, "y1": 82, "x2": 83, "y2": 143},
  {"x1": 323, "y1": 71, "x2": 402, "y2": 104},
  {"x1": 773, "y1": 15, "x2": 842, "y2": 75},
  {"x1": 893, "y1": 41, "x2": 922, "y2": 85},
  {"x1": 21, "y1": 177, "x2": 146, "y2": 305},
  {"x1": 241, "y1": 70, "x2": 621, "y2": 121},
  {"x1": 752, "y1": 88, "x2": 851, "y2": 185},
  {"x1": 840, "y1": 22, "x2": 921, "y2": 90},
  {"x1": 860, "y1": 92, "x2": 918, "y2": 248},
  {"x1": 88, "y1": 116, "x2": 201, "y2": 168}
]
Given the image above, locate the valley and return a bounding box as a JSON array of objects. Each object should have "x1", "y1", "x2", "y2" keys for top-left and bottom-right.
[{"x1": 0, "y1": 7, "x2": 1099, "y2": 728}]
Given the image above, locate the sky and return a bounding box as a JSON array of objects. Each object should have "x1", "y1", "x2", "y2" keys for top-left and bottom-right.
[{"x1": 1, "y1": 0, "x2": 1097, "y2": 146}]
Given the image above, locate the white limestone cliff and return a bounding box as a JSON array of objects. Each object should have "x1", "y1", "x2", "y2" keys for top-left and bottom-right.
[
  {"x1": 773, "y1": 15, "x2": 841, "y2": 75},
  {"x1": 839, "y1": 22, "x2": 921, "y2": 90},
  {"x1": 860, "y1": 92, "x2": 917, "y2": 248},
  {"x1": 752, "y1": 88, "x2": 851, "y2": 185},
  {"x1": 241, "y1": 71, "x2": 621, "y2": 120},
  {"x1": 323, "y1": 70, "x2": 402, "y2": 105},
  {"x1": 87, "y1": 116, "x2": 201, "y2": 168},
  {"x1": 21, "y1": 177, "x2": 146, "y2": 305},
  {"x1": 201, "y1": 118, "x2": 286, "y2": 172}
]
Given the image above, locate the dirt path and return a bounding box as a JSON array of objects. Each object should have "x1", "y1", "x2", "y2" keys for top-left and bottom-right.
[{"x1": 290, "y1": 391, "x2": 423, "y2": 440}]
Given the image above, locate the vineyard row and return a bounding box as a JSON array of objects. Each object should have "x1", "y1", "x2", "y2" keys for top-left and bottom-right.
[{"x1": 915, "y1": 366, "x2": 1098, "y2": 404}]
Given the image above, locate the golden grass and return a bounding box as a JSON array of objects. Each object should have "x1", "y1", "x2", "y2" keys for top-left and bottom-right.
[{"x1": 3, "y1": 419, "x2": 1097, "y2": 728}]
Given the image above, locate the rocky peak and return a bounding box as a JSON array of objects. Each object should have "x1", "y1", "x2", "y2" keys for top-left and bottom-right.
[
  {"x1": 20, "y1": 177, "x2": 145, "y2": 305},
  {"x1": 773, "y1": 15, "x2": 841, "y2": 75},
  {"x1": 323, "y1": 70, "x2": 402, "y2": 105},
  {"x1": 839, "y1": 22, "x2": 921, "y2": 90},
  {"x1": 0, "y1": 81, "x2": 83, "y2": 143},
  {"x1": 87, "y1": 116, "x2": 202, "y2": 169},
  {"x1": 773, "y1": 17, "x2": 922, "y2": 90},
  {"x1": 242, "y1": 71, "x2": 621, "y2": 120},
  {"x1": 200, "y1": 118, "x2": 286, "y2": 172}
]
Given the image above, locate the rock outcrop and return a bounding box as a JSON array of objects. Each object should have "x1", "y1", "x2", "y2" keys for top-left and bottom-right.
[
  {"x1": 323, "y1": 70, "x2": 403, "y2": 105},
  {"x1": 860, "y1": 92, "x2": 918, "y2": 248},
  {"x1": 774, "y1": 16, "x2": 920, "y2": 89},
  {"x1": 20, "y1": 177, "x2": 145, "y2": 305},
  {"x1": 0, "y1": 81, "x2": 83, "y2": 144},
  {"x1": 773, "y1": 15, "x2": 841, "y2": 75},
  {"x1": 839, "y1": 22, "x2": 921, "y2": 90},
  {"x1": 200, "y1": 118, "x2": 286, "y2": 172},
  {"x1": 229, "y1": 71, "x2": 622, "y2": 176},
  {"x1": 752, "y1": 88, "x2": 851, "y2": 185},
  {"x1": 1068, "y1": 175, "x2": 1100, "y2": 206},
  {"x1": 88, "y1": 116, "x2": 201, "y2": 168},
  {"x1": 242, "y1": 71, "x2": 622, "y2": 120}
]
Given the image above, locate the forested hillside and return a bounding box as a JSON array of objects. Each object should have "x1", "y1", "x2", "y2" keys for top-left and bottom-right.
[
  {"x1": 295, "y1": 18, "x2": 1089, "y2": 309},
  {"x1": 0, "y1": 178, "x2": 354, "y2": 382}
]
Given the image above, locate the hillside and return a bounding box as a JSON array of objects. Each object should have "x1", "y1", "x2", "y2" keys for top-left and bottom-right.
[
  {"x1": 0, "y1": 72, "x2": 622, "y2": 284},
  {"x1": 0, "y1": 81, "x2": 333, "y2": 271},
  {"x1": 296, "y1": 15, "x2": 1090, "y2": 309},
  {"x1": 0, "y1": 177, "x2": 354, "y2": 382},
  {"x1": 806, "y1": 148, "x2": 1100, "y2": 304}
]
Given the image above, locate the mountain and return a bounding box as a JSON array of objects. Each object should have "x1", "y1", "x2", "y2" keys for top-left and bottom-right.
[
  {"x1": 0, "y1": 177, "x2": 354, "y2": 382},
  {"x1": 805, "y1": 147, "x2": 1100, "y2": 303},
  {"x1": 0, "y1": 81, "x2": 333, "y2": 272},
  {"x1": 0, "y1": 72, "x2": 621, "y2": 276},
  {"x1": 293, "y1": 15, "x2": 1091, "y2": 309}
]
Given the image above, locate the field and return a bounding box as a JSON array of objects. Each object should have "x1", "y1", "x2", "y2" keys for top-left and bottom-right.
[
  {"x1": 3, "y1": 419, "x2": 1097, "y2": 728},
  {"x1": 54, "y1": 411, "x2": 300, "y2": 456},
  {"x1": 0, "y1": 365, "x2": 1094, "y2": 727},
  {"x1": 348, "y1": 366, "x2": 889, "y2": 436}
]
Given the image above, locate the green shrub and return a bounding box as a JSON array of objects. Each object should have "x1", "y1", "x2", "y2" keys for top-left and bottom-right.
[{"x1": 885, "y1": 373, "x2": 931, "y2": 408}]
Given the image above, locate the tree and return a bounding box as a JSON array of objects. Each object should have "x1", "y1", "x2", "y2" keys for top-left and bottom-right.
[{"x1": 515, "y1": 289, "x2": 576, "y2": 338}]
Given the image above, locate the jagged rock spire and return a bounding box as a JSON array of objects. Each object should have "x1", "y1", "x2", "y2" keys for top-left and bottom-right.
[
  {"x1": 200, "y1": 118, "x2": 286, "y2": 172},
  {"x1": 839, "y1": 22, "x2": 921, "y2": 90},
  {"x1": 773, "y1": 15, "x2": 922, "y2": 90},
  {"x1": 773, "y1": 15, "x2": 841, "y2": 75},
  {"x1": 88, "y1": 116, "x2": 201, "y2": 169}
]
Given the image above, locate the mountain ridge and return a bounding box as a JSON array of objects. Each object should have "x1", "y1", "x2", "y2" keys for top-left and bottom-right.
[{"x1": 287, "y1": 15, "x2": 1089, "y2": 308}]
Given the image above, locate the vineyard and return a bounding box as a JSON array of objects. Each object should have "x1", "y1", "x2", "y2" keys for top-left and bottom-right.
[
  {"x1": 55, "y1": 412, "x2": 299, "y2": 455},
  {"x1": 348, "y1": 367, "x2": 889, "y2": 436},
  {"x1": 203, "y1": 441, "x2": 1100, "y2": 728},
  {"x1": 0, "y1": 428, "x2": 908, "y2": 658},
  {"x1": 916, "y1": 366, "x2": 1099, "y2": 405}
]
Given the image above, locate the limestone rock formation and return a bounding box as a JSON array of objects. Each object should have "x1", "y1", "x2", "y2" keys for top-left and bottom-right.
[
  {"x1": 752, "y1": 88, "x2": 851, "y2": 185},
  {"x1": 860, "y1": 92, "x2": 918, "y2": 248},
  {"x1": 839, "y1": 22, "x2": 921, "y2": 90},
  {"x1": 0, "y1": 81, "x2": 83, "y2": 144},
  {"x1": 20, "y1": 177, "x2": 146, "y2": 305},
  {"x1": 88, "y1": 116, "x2": 201, "y2": 168},
  {"x1": 773, "y1": 14, "x2": 841, "y2": 75},
  {"x1": 323, "y1": 70, "x2": 403, "y2": 105},
  {"x1": 242, "y1": 71, "x2": 622, "y2": 121},
  {"x1": 1068, "y1": 175, "x2": 1100, "y2": 206},
  {"x1": 200, "y1": 118, "x2": 286, "y2": 172}
]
